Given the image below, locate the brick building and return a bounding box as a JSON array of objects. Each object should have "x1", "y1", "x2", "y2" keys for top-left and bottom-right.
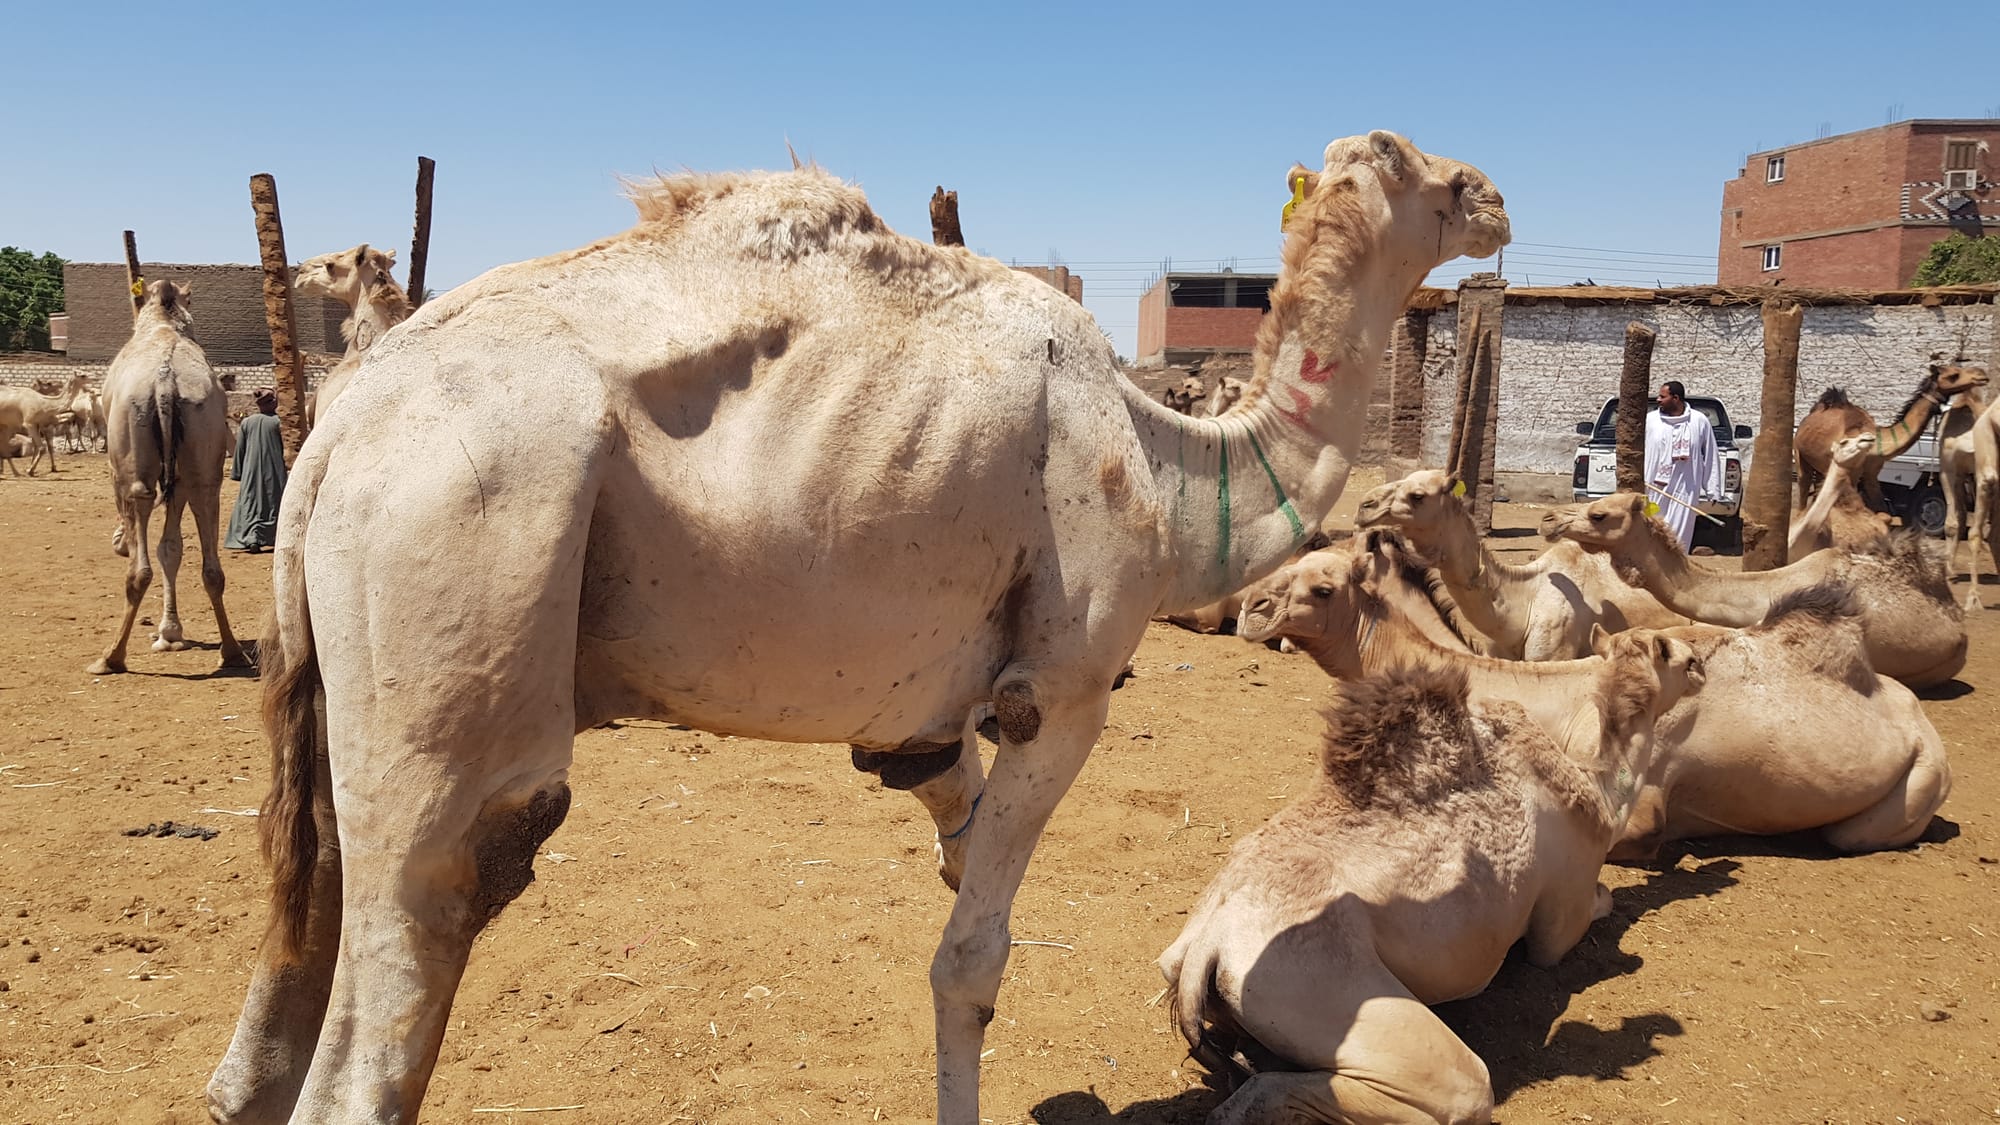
[
  {"x1": 62, "y1": 262, "x2": 348, "y2": 365},
  {"x1": 1719, "y1": 119, "x2": 2000, "y2": 288},
  {"x1": 1010, "y1": 265, "x2": 1084, "y2": 303},
  {"x1": 1136, "y1": 269, "x2": 1273, "y2": 365}
]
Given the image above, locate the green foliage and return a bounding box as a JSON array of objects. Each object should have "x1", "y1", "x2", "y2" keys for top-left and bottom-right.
[
  {"x1": 0, "y1": 247, "x2": 66, "y2": 351},
  {"x1": 1911, "y1": 233, "x2": 2000, "y2": 287}
]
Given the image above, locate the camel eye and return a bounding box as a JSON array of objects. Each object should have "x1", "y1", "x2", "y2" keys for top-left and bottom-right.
[
  {"x1": 1589, "y1": 512, "x2": 1605, "y2": 523},
  {"x1": 1310, "y1": 585, "x2": 1335, "y2": 599}
]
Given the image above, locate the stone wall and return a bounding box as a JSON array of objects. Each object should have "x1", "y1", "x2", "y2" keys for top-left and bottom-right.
[
  {"x1": 1416, "y1": 297, "x2": 1997, "y2": 476},
  {"x1": 0, "y1": 361, "x2": 332, "y2": 400},
  {"x1": 63, "y1": 263, "x2": 349, "y2": 365}
]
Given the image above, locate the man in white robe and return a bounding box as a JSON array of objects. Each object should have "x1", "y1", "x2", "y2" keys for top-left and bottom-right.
[{"x1": 1644, "y1": 380, "x2": 1720, "y2": 551}]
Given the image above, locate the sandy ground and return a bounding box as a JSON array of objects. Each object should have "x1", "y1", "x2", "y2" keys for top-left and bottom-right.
[{"x1": 1, "y1": 457, "x2": 1996, "y2": 1125}]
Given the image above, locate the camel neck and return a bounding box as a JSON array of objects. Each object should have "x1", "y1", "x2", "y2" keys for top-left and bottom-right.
[
  {"x1": 1136, "y1": 263, "x2": 1407, "y2": 609},
  {"x1": 1874, "y1": 392, "x2": 1942, "y2": 459}
]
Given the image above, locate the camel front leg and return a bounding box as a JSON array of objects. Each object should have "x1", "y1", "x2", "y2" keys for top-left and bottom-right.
[
  {"x1": 1970, "y1": 477, "x2": 1998, "y2": 612},
  {"x1": 932, "y1": 677, "x2": 1109, "y2": 1124},
  {"x1": 151, "y1": 500, "x2": 190, "y2": 651}
]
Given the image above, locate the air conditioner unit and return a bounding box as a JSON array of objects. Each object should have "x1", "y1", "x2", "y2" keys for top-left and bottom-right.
[{"x1": 1945, "y1": 169, "x2": 1978, "y2": 191}]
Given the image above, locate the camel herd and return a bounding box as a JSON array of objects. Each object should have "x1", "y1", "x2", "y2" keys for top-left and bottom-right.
[{"x1": 5, "y1": 127, "x2": 1988, "y2": 1123}]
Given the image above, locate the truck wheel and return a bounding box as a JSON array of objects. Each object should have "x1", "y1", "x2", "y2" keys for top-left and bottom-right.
[{"x1": 1910, "y1": 486, "x2": 1947, "y2": 537}]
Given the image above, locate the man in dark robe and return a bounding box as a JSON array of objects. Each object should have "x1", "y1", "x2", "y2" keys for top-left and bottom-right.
[{"x1": 225, "y1": 389, "x2": 287, "y2": 552}]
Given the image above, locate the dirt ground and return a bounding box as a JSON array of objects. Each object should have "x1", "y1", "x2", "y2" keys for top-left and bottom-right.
[{"x1": 2, "y1": 457, "x2": 1996, "y2": 1125}]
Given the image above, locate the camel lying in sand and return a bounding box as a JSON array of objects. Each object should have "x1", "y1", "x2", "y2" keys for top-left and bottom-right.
[
  {"x1": 1160, "y1": 630, "x2": 1699, "y2": 1124},
  {"x1": 1543, "y1": 493, "x2": 1966, "y2": 689},
  {"x1": 1243, "y1": 532, "x2": 1951, "y2": 858},
  {"x1": 1355, "y1": 469, "x2": 1685, "y2": 658}
]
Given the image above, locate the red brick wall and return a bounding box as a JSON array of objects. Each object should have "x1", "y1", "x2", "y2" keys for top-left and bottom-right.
[{"x1": 1161, "y1": 306, "x2": 1264, "y2": 349}]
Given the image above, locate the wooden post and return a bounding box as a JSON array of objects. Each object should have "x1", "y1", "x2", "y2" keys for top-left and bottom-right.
[
  {"x1": 929, "y1": 186, "x2": 964, "y2": 247},
  {"x1": 1616, "y1": 322, "x2": 1656, "y2": 494},
  {"x1": 122, "y1": 231, "x2": 144, "y2": 319},
  {"x1": 1446, "y1": 276, "x2": 1507, "y2": 534},
  {"x1": 250, "y1": 173, "x2": 307, "y2": 464},
  {"x1": 408, "y1": 156, "x2": 436, "y2": 308},
  {"x1": 1741, "y1": 301, "x2": 1804, "y2": 570},
  {"x1": 1388, "y1": 309, "x2": 1430, "y2": 462}
]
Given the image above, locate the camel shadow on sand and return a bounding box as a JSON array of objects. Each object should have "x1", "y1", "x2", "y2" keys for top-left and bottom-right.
[{"x1": 1032, "y1": 859, "x2": 1744, "y2": 1122}]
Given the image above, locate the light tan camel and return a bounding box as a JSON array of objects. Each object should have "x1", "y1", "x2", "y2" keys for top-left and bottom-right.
[
  {"x1": 1542, "y1": 493, "x2": 1965, "y2": 689},
  {"x1": 293, "y1": 243, "x2": 411, "y2": 428},
  {"x1": 88, "y1": 281, "x2": 250, "y2": 676},
  {"x1": 1159, "y1": 631, "x2": 1699, "y2": 1124},
  {"x1": 1242, "y1": 532, "x2": 1951, "y2": 860},
  {"x1": 1937, "y1": 372, "x2": 2000, "y2": 609},
  {"x1": 1354, "y1": 469, "x2": 1686, "y2": 658},
  {"x1": 1204, "y1": 375, "x2": 1249, "y2": 417},
  {"x1": 205, "y1": 132, "x2": 1509, "y2": 1125},
  {"x1": 1793, "y1": 361, "x2": 1989, "y2": 506},
  {"x1": 1787, "y1": 432, "x2": 1888, "y2": 562},
  {"x1": 0, "y1": 383, "x2": 69, "y2": 475},
  {"x1": 1162, "y1": 372, "x2": 1207, "y2": 414}
]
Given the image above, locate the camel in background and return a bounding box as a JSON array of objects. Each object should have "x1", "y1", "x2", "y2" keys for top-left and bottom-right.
[
  {"x1": 293, "y1": 243, "x2": 411, "y2": 428},
  {"x1": 1794, "y1": 360, "x2": 1988, "y2": 507},
  {"x1": 88, "y1": 281, "x2": 250, "y2": 675}
]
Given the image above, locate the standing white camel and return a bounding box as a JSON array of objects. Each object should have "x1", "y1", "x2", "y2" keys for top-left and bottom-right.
[
  {"x1": 89, "y1": 281, "x2": 251, "y2": 674},
  {"x1": 206, "y1": 132, "x2": 1509, "y2": 1125}
]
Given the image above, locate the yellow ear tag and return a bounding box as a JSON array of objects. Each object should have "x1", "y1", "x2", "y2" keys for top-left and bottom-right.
[
  {"x1": 1281, "y1": 174, "x2": 1307, "y2": 231},
  {"x1": 1449, "y1": 480, "x2": 1466, "y2": 498},
  {"x1": 130, "y1": 278, "x2": 145, "y2": 298},
  {"x1": 1644, "y1": 501, "x2": 1661, "y2": 517}
]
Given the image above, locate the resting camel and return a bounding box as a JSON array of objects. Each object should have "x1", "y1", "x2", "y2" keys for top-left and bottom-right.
[
  {"x1": 1160, "y1": 631, "x2": 1699, "y2": 1124},
  {"x1": 0, "y1": 383, "x2": 69, "y2": 475},
  {"x1": 87, "y1": 282, "x2": 251, "y2": 676},
  {"x1": 1788, "y1": 432, "x2": 1887, "y2": 561},
  {"x1": 1937, "y1": 373, "x2": 2000, "y2": 609},
  {"x1": 1354, "y1": 469, "x2": 1685, "y2": 658},
  {"x1": 1542, "y1": 493, "x2": 1965, "y2": 689},
  {"x1": 1794, "y1": 361, "x2": 1989, "y2": 506},
  {"x1": 1242, "y1": 531, "x2": 1951, "y2": 860},
  {"x1": 292, "y1": 243, "x2": 411, "y2": 428},
  {"x1": 1162, "y1": 373, "x2": 1207, "y2": 414},
  {"x1": 205, "y1": 132, "x2": 1509, "y2": 1125}
]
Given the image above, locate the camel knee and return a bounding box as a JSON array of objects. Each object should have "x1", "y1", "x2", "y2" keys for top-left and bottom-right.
[
  {"x1": 930, "y1": 923, "x2": 1010, "y2": 1015},
  {"x1": 203, "y1": 557, "x2": 227, "y2": 597},
  {"x1": 125, "y1": 567, "x2": 153, "y2": 603},
  {"x1": 469, "y1": 784, "x2": 571, "y2": 930},
  {"x1": 993, "y1": 674, "x2": 1042, "y2": 743}
]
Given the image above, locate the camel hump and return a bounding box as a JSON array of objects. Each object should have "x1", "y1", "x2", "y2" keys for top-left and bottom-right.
[
  {"x1": 1810, "y1": 387, "x2": 1853, "y2": 412},
  {"x1": 1761, "y1": 581, "x2": 1861, "y2": 626},
  {"x1": 1316, "y1": 664, "x2": 1490, "y2": 809}
]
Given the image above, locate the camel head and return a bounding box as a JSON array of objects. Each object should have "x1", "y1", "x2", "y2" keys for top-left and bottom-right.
[
  {"x1": 295, "y1": 243, "x2": 399, "y2": 304},
  {"x1": 1161, "y1": 375, "x2": 1206, "y2": 414},
  {"x1": 1238, "y1": 545, "x2": 1353, "y2": 645},
  {"x1": 1290, "y1": 131, "x2": 1511, "y2": 270},
  {"x1": 1932, "y1": 361, "x2": 1990, "y2": 403},
  {"x1": 140, "y1": 279, "x2": 194, "y2": 330},
  {"x1": 1354, "y1": 469, "x2": 1464, "y2": 542},
  {"x1": 1589, "y1": 625, "x2": 1705, "y2": 710},
  {"x1": 1539, "y1": 493, "x2": 1657, "y2": 554},
  {"x1": 1203, "y1": 376, "x2": 1247, "y2": 417},
  {"x1": 1829, "y1": 431, "x2": 1877, "y2": 470}
]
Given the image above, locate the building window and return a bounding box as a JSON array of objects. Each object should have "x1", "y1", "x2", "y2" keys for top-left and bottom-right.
[
  {"x1": 1763, "y1": 245, "x2": 1782, "y2": 272},
  {"x1": 1766, "y1": 155, "x2": 1786, "y2": 183}
]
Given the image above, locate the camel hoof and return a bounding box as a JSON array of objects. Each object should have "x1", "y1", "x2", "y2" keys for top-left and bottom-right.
[
  {"x1": 87, "y1": 659, "x2": 123, "y2": 676},
  {"x1": 218, "y1": 648, "x2": 255, "y2": 670},
  {"x1": 152, "y1": 638, "x2": 190, "y2": 653}
]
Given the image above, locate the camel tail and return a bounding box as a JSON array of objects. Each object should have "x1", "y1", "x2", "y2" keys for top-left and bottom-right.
[
  {"x1": 152, "y1": 356, "x2": 182, "y2": 501},
  {"x1": 1169, "y1": 942, "x2": 1219, "y2": 1051},
  {"x1": 258, "y1": 475, "x2": 325, "y2": 961}
]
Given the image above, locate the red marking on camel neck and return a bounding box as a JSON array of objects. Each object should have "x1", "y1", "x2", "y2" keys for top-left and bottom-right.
[
  {"x1": 1299, "y1": 350, "x2": 1339, "y2": 384},
  {"x1": 1276, "y1": 386, "x2": 1326, "y2": 439}
]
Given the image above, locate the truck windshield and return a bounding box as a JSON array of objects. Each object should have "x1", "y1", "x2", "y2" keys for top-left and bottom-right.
[{"x1": 1591, "y1": 400, "x2": 1730, "y2": 446}]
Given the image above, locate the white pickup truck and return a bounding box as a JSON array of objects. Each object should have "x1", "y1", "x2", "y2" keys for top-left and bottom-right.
[
  {"x1": 1571, "y1": 397, "x2": 1752, "y2": 527},
  {"x1": 1877, "y1": 431, "x2": 1948, "y2": 535}
]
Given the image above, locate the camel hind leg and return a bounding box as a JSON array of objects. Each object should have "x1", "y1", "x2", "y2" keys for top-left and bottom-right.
[
  {"x1": 185, "y1": 471, "x2": 250, "y2": 667},
  {"x1": 1822, "y1": 730, "x2": 1951, "y2": 853},
  {"x1": 88, "y1": 483, "x2": 157, "y2": 674},
  {"x1": 150, "y1": 497, "x2": 191, "y2": 651}
]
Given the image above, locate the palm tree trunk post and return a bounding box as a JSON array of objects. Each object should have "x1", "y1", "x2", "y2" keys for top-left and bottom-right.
[
  {"x1": 249, "y1": 173, "x2": 307, "y2": 465},
  {"x1": 1389, "y1": 309, "x2": 1430, "y2": 463},
  {"x1": 1446, "y1": 275, "x2": 1507, "y2": 534},
  {"x1": 408, "y1": 156, "x2": 436, "y2": 309},
  {"x1": 1616, "y1": 322, "x2": 1656, "y2": 494},
  {"x1": 122, "y1": 231, "x2": 144, "y2": 320},
  {"x1": 929, "y1": 187, "x2": 964, "y2": 248},
  {"x1": 1741, "y1": 300, "x2": 1803, "y2": 571}
]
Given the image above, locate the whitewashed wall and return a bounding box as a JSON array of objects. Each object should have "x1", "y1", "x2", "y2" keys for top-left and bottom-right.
[{"x1": 1419, "y1": 301, "x2": 1997, "y2": 475}]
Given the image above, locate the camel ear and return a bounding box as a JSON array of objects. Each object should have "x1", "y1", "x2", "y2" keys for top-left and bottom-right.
[
  {"x1": 381, "y1": 248, "x2": 397, "y2": 266},
  {"x1": 1368, "y1": 130, "x2": 1409, "y2": 181},
  {"x1": 1446, "y1": 476, "x2": 1467, "y2": 500},
  {"x1": 1589, "y1": 623, "x2": 1614, "y2": 658}
]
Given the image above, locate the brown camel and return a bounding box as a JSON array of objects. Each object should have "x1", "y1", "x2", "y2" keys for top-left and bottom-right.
[
  {"x1": 204, "y1": 133, "x2": 1509, "y2": 1125},
  {"x1": 1793, "y1": 360, "x2": 1989, "y2": 506},
  {"x1": 1541, "y1": 493, "x2": 1965, "y2": 689}
]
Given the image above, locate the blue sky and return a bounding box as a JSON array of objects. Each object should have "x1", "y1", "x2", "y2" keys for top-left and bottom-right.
[{"x1": 7, "y1": 2, "x2": 1996, "y2": 358}]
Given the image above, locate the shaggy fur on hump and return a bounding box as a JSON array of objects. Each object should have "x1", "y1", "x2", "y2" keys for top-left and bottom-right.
[
  {"x1": 1316, "y1": 664, "x2": 1492, "y2": 812},
  {"x1": 1811, "y1": 386, "x2": 1853, "y2": 412},
  {"x1": 1759, "y1": 581, "x2": 1862, "y2": 627},
  {"x1": 1857, "y1": 526, "x2": 1958, "y2": 607}
]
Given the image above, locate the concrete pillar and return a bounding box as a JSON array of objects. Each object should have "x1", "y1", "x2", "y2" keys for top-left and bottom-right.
[
  {"x1": 1388, "y1": 308, "x2": 1430, "y2": 462},
  {"x1": 1446, "y1": 275, "x2": 1508, "y2": 534}
]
